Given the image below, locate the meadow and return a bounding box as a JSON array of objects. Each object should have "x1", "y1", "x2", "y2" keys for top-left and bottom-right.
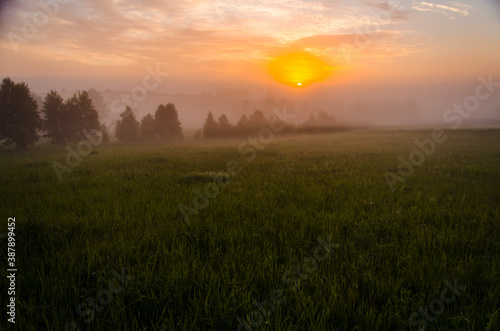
[{"x1": 0, "y1": 129, "x2": 499, "y2": 330}]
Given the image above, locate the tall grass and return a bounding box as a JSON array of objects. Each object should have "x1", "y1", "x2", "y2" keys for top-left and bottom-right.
[{"x1": 0, "y1": 129, "x2": 499, "y2": 330}]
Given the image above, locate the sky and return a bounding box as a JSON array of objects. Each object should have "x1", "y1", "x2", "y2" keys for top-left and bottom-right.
[
  {"x1": 1, "y1": 0, "x2": 499, "y2": 90},
  {"x1": 0, "y1": 0, "x2": 500, "y2": 128}
]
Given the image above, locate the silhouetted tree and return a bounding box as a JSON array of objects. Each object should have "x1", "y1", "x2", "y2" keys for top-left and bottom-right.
[
  {"x1": 41, "y1": 90, "x2": 67, "y2": 145},
  {"x1": 65, "y1": 90, "x2": 101, "y2": 142},
  {"x1": 248, "y1": 110, "x2": 268, "y2": 130},
  {"x1": 115, "y1": 106, "x2": 139, "y2": 142},
  {"x1": 203, "y1": 111, "x2": 218, "y2": 138},
  {"x1": 235, "y1": 114, "x2": 249, "y2": 135},
  {"x1": 0, "y1": 78, "x2": 40, "y2": 149},
  {"x1": 217, "y1": 114, "x2": 233, "y2": 137},
  {"x1": 155, "y1": 103, "x2": 183, "y2": 141},
  {"x1": 140, "y1": 114, "x2": 156, "y2": 141},
  {"x1": 297, "y1": 110, "x2": 344, "y2": 133},
  {"x1": 202, "y1": 111, "x2": 217, "y2": 138},
  {"x1": 316, "y1": 110, "x2": 336, "y2": 127}
]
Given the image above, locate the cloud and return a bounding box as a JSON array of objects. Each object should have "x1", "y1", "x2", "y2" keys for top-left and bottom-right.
[
  {"x1": 0, "y1": 0, "x2": 375, "y2": 66},
  {"x1": 286, "y1": 30, "x2": 425, "y2": 67},
  {"x1": 0, "y1": 0, "x2": 468, "y2": 83},
  {"x1": 412, "y1": 1, "x2": 472, "y2": 19},
  {"x1": 363, "y1": 1, "x2": 412, "y2": 21}
]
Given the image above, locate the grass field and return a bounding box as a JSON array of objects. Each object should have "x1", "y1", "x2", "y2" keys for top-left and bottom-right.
[{"x1": 1, "y1": 129, "x2": 499, "y2": 330}]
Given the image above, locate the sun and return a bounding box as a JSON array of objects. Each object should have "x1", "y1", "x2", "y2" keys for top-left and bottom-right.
[{"x1": 268, "y1": 52, "x2": 333, "y2": 88}]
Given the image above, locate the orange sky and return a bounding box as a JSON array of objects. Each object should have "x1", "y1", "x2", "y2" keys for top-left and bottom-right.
[{"x1": 1, "y1": 0, "x2": 500, "y2": 93}]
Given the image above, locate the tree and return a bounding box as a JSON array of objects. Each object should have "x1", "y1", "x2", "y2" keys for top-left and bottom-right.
[
  {"x1": 41, "y1": 90, "x2": 66, "y2": 145},
  {"x1": 235, "y1": 114, "x2": 249, "y2": 136},
  {"x1": 115, "y1": 106, "x2": 139, "y2": 142},
  {"x1": 140, "y1": 114, "x2": 156, "y2": 141},
  {"x1": 217, "y1": 114, "x2": 233, "y2": 137},
  {"x1": 155, "y1": 103, "x2": 183, "y2": 141},
  {"x1": 64, "y1": 90, "x2": 101, "y2": 142},
  {"x1": 41, "y1": 90, "x2": 107, "y2": 145},
  {"x1": 316, "y1": 110, "x2": 336, "y2": 127},
  {"x1": 0, "y1": 77, "x2": 41, "y2": 149},
  {"x1": 248, "y1": 110, "x2": 268, "y2": 130},
  {"x1": 202, "y1": 111, "x2": 217, "y2": 138}
]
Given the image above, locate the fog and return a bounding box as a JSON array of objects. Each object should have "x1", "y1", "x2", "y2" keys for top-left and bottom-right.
[{"x1": 20, "y1": 77, "x2": 500, "y2": 132}]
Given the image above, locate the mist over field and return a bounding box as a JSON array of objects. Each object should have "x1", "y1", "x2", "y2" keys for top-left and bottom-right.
[
  {"x1": 18, "y1": 78, "x2": 500, "y2": 131},
  {"x1": 1, "y1": 0, "x2": 500, "y2": 330}
]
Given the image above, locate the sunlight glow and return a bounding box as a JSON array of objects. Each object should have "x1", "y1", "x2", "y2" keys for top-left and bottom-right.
[{"x1": 268, "y1": 52, "x2": 333, "y2": 88}]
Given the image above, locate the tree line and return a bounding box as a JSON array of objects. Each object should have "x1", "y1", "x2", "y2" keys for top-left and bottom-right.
[
  {"x1": 196, "y1": 109, "x2": 346, "y2": 139},
  {"x1": 0, "y1": 77, "x2": 183, "y2": 149},
  {"x1": 0, "y1": 76, "x2": 347, "y2": 149},
  {"x1": 115, "y1": 103, "x2": 183, "y2": 143}
]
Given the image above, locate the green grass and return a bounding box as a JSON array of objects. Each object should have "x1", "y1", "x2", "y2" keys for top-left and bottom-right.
[{"x1": 0, "y1": 129, "x2": 499, "y2": 330}]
